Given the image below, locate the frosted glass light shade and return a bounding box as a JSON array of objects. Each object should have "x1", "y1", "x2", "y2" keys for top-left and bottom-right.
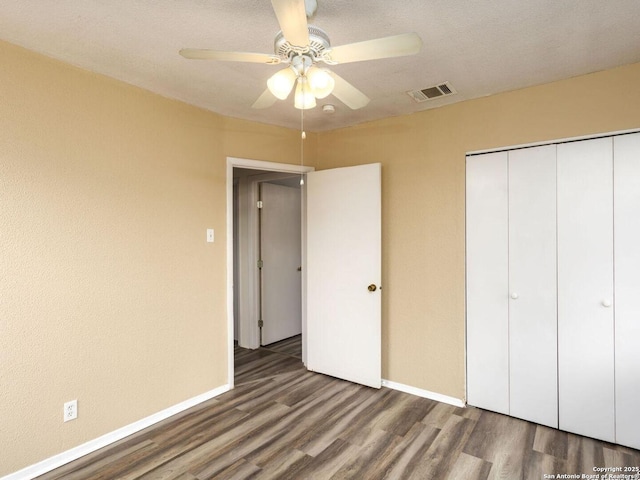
[
  {"x1": 305, "y1": 0, "x2": 318, "y2": 17},
  {"x1": 294, "y1": 78, "x2": 316, "y2": 109},
  {"x1": 267, "y1": 67, "x2": 297, "y2": 100},
  {"x1": 307, "y1": 67, "x2": 335, "y2": 99}
]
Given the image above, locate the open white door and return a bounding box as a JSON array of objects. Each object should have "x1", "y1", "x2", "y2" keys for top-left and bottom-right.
[
  {"x1": 306, "y1": 163, "x2": 381, "y2": 388},
  {"x1": 260, "y1": 182, "x2": 302, "y2": 345}
]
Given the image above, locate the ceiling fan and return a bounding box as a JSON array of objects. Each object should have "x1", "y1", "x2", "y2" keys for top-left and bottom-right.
[{"x1": 179, "y1": 0, "x2": 423, "y2": 110}]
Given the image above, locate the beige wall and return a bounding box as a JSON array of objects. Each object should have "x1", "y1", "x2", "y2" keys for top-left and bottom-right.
[
  {"x1": 315, "y1": 62, "x2": 640, "y2": 401},
  {"x1": 0, "y1": 40, "x2": 313, "y2": 476},
  {"x1": 3, "y1": 34, "x2": 640, "y2": 477}
]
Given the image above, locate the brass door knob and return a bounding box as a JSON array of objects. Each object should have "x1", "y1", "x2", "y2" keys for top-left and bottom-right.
[{"x1": 368, "y1": 284, "x2": 377, "y2": 292}]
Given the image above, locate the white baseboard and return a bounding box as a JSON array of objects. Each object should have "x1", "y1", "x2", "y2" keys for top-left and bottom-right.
[
  {"x1": 2, "y1": 384, "x2": 231, "y2": 480},
  {"x1": 381, "y1": 379, "x2": 466, "y2": 408}
]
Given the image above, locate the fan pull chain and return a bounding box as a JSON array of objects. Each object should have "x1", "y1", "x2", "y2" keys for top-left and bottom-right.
[{"x1": 300, "y1": 104, "x2": 305, "y2": 186}]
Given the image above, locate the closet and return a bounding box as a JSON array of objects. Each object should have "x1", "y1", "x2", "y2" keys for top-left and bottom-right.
[{"x1": 466, "y1": 132, "x2": 640, "y2": 449}]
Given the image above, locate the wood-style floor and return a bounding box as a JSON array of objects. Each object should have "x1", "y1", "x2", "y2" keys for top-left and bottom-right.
[
  {"x1": 261, "y1": 335, "x2": 303, "y2": 359},
  {"x1": 38, "y1": 336, "x2": 640, "y2": 479}
]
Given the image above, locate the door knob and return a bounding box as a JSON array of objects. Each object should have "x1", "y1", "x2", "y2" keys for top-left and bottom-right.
[
  {"x1": 368, "y1": 284, "x2": 377, "y2": 292},
  {"x1": 510, "y1": 292, "x2": 519, "y2": 299},
  {"x1": 602, "y1": 300, "x2": 611, "y2": 307}
]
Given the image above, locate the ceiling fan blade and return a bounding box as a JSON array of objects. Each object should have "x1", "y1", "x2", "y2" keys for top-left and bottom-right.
[
  {"x1": 329, "y1": 72, "x2": 370, "y2": 110},
  {"x1": 271, "y1": 0, "x2": 310, "y2": 47},
  {"x1": 252, "y1": 89, "x2": 278, "y2": 109},
  {"x1": 179, "y1": 49, "x2": 281, "y2": 64},
  {"x1": 325, "y1": 32, "x2": 422, "y2": 64}
]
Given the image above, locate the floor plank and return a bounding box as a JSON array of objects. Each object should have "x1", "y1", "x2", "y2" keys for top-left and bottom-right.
[
  {"x1": 446, "y1": 452, "x2": 492, "y2": 480},
  {"x1": 261, "y1": 335, "x2": 302, "y2": 359},
  {"x1": 37, "y1": 339, "x2": 640, "y2": 479}
]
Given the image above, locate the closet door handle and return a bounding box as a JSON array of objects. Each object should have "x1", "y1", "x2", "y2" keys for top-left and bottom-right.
[
  {"x1": 602, "y1": 299, "x2": 612, "y2": 308},
  {"x1": 510, "y1": 292, "x2": 519, "y2": 299}
]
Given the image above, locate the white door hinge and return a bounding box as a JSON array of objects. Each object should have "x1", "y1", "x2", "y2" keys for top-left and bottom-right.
[{"x1": 257, "y1": 200, "x2": 263, "y2": 209}]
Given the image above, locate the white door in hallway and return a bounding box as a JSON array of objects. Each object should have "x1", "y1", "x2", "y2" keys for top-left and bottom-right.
[
  {"x1": 306, "y1": 163, "x2": 382, "y2": 388},
  {"x1": 260, "y1": 182, "x2": 302, "y2": 345}
]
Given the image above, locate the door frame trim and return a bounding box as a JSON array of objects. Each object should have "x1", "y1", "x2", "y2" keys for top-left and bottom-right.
[{"x1": 226, "y1": 157, "x2": 314, "y2": 388}]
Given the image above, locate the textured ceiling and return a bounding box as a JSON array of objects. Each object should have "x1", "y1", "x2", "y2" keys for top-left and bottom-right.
[{"x1": 1, "y1": 1, "x2": 640, "y2": 131}]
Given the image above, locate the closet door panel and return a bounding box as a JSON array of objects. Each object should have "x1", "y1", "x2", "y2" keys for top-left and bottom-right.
[
  {"x1": 557, "y1": 137, "x2": 615, "y2": 442},
  {"x1": 614, "y1": 132, "x2": 640, "y2": 449},
  {"x1": 466, "y1": 152, "x2": 509, "y2": 414},
  {"x1": 508, "y1": 145, "x2": 558, "y2": 428}
]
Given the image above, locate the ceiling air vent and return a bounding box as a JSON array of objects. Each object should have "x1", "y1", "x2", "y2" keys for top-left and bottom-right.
[{"x1": 407, "y1": 82, "x2": 457, "y2": 103}]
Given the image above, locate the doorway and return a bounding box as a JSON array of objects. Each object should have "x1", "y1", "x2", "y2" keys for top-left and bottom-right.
[
  {"x1": 226, "y1": 157, "x2": 313, "y2": 387},
  {"x1": 233, "y1": 168, "x2": 302, "y2": 346}
]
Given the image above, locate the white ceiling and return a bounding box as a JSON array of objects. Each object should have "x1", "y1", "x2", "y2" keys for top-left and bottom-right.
[{"x1": 2, "y1": 1, "x2": 640, "y2": 132}]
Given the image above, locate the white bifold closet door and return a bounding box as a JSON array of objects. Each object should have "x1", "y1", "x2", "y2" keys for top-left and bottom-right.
[
  {"x1": 613, "y1": 132, "x2": 640, "y2": 450},
  {"x1": 508, "y1": 145, "x2": 557, "y2": 428},
  {"x1": 466, "y1": 146, "x2": 557, "y2": 426},
  {"x1": 557, "y1": 137, "x2": 615, "y2": 443},
  {"x1": 466, "y1": 151, "x2": 509, "y2": 415}
]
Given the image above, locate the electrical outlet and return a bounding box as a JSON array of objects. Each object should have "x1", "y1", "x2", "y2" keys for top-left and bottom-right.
[{"x1": 64, "y1": 400, "x2": 78, "y2": 422}]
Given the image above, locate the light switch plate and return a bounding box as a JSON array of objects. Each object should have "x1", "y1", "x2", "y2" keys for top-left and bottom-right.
[{"x1": 207, "y1": 229, "x2": 214, "y2": 243}]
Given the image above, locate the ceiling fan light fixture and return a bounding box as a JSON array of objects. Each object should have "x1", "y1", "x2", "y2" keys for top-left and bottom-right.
[
  {"x1": 181, "y1": 1, "x2": 421, "y2": 113},
  {"x1": 294, "y1": 77, "x2": 316, "y2": 109},
  {"x1": 267, "y1": 67, "x2": 297, "y2": 100},
  {"x1": 307, "y1": 66, "x2": 334, "y2": 99}
]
